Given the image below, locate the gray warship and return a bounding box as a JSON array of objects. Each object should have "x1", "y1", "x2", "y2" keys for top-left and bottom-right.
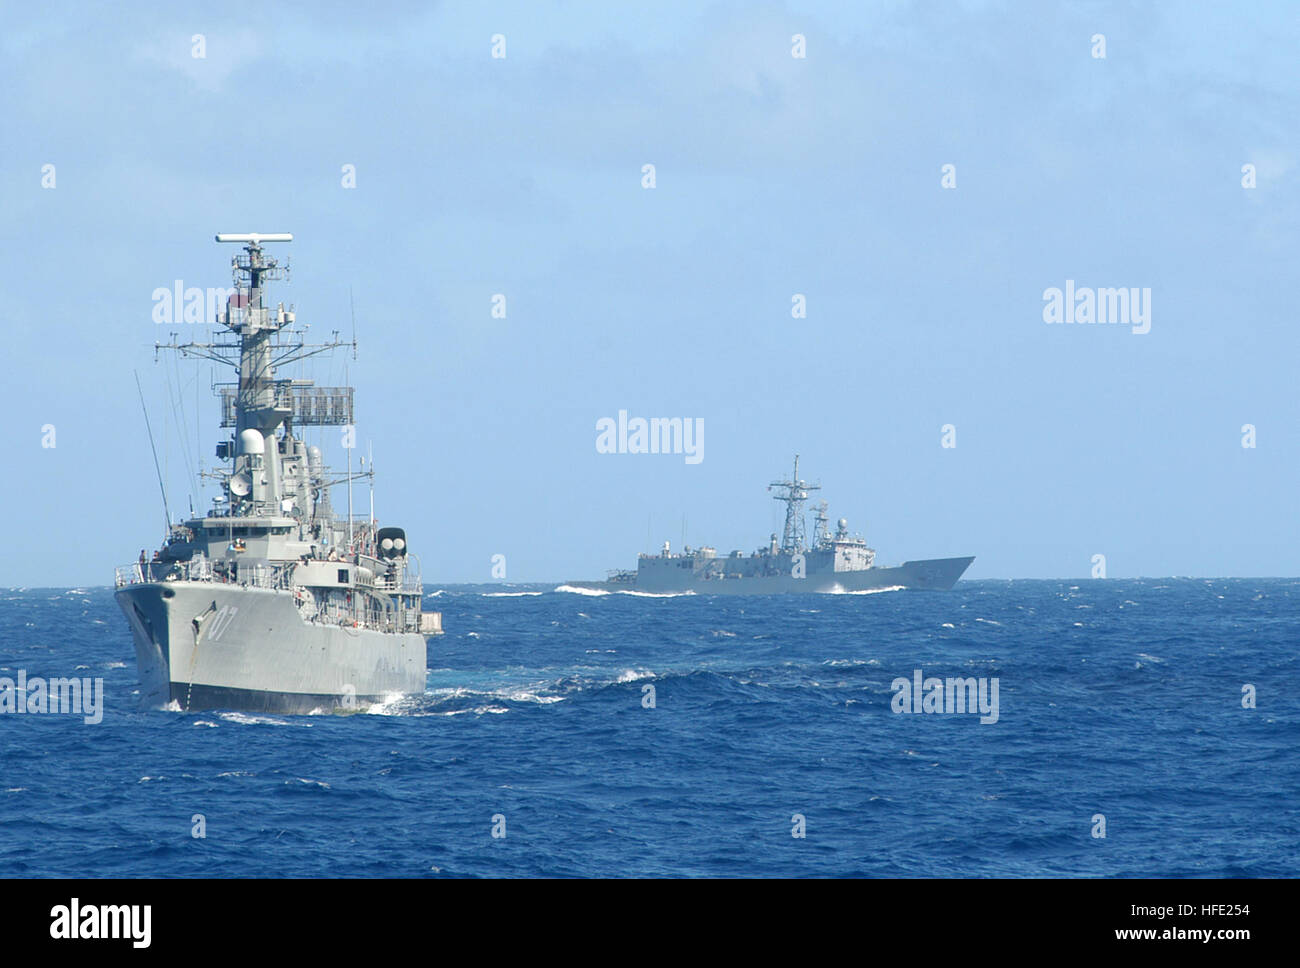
[
  {"x1": 115, "y1": 233, "x2": 439, "y2": 713},
  {"x1": 566, "y1": 456, "x2": 974, "y2": 595}
]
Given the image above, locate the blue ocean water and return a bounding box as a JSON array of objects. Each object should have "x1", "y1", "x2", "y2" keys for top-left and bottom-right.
[{"x1": 0, "y1": 579, "x2": 1295, "y2": 877}]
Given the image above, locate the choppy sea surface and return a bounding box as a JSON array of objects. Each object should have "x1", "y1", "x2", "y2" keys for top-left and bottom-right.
[{"x1": 0, "y1": 579, "x2": 1296, "y2": 877}]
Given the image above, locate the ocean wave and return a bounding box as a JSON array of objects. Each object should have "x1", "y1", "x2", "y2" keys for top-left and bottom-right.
[
  {"x1": 216, "y1": 711, "x2": 309, "y2": 727},
  {"x1": 615, "y1": 668, "x2": 656, "y2": 683},
  {"x1": 554, "y1": 584, "x2": 696, "y2": 598},
  {"x1": 617, "y1": 589, "x2": 695, "y2": 598},
  {"x1": 13, "y1": 576, "x2": 1297, "y2": 877}
]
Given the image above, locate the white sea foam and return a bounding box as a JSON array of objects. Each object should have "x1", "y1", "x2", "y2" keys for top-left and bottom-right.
[
  {"x1": 217, "y1": 711, "x2": 307, "y2": 727},
  {"x1": 427, "y1": 684, "x2": 566, "y2": 707},
  {"x1": 830, "y1": 585, "x2": 905, "y2": 595},
  {"x1": 358, "y1": 692, "x2": 413, "y2": 715},
  {"x1": 615, "y1": 668, "x2": 656, "y2": 683},
  {"x1": 500, "y1": 689, "x2": 564, "y2": 704},
  {"x1": 482, "y1": 591, "x2": 544, "y2": 597},
  {"x1": 616, "y1": 589, "x2": 695, "y2": 598},
  {"x1": 557, "y1": 584, "x2": 695, "y2": 597},
  {"x1": 555, "y1": 584, "x2": 608, "y2": 596}
]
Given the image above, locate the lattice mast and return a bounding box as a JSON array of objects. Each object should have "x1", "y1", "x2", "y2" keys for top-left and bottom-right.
[
  {"x1": 156, "y1": 234, "x2": 355, "y2": 511},
  {"x1": 769, "y1": 454, "x2": 820, "y2": 554}
]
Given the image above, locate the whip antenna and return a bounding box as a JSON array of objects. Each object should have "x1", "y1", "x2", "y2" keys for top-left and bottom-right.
[{"x1": 134, "y1": 369, "x2": 172, "y2": 536}]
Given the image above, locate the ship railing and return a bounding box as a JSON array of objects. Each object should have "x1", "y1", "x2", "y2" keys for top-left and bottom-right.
[
  {"x1": 297, "y1": 591, "x2": 432, "y2": 634},
  {"x1": 299, "y1": 579, "x2": 427, "y2": 633},
  {"x1": 114, "y1": 564, "x2": 146, "y2": 587},
  {"x1": 116, "y1": 556, "x2": 303, "y2": 590},
  {"x1": 369, "y1": 554, "x2": 422, "y2": 596},
  {"x1": 237, "y1": 563, "x2": 296, "y2": 591},
  {"x1": 375, "y1": 573, "x2": 423, "y2": 592},
  {"x1": 243, "y1": 566, "x2": 273, "y2": 589},
  {"x1": 305, "y1": 597, "x2": 408, "y2": 634}
]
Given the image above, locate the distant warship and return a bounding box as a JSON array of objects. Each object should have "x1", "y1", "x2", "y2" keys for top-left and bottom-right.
[
  {"x1": 566, "y1": 456, "x2": 973, "y2": 595},
  {"x1": 115, "y1": 233, "x2": 439, "y2": 713}
]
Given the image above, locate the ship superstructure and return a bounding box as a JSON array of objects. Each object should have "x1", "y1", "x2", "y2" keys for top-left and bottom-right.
[
  {"x1": 567, "y1": 456, "x2": 973, "y2": 594},
  {"x1": 115, "y1": 233, "x2": 438, "y2": 713}
]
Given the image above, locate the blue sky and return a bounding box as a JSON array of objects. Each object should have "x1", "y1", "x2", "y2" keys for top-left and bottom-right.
[{"x1": 3, "y1": 1, "x2": 1297, "y2": 584}]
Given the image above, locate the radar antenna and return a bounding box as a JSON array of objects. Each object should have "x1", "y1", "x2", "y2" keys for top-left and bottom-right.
[{"x1": 768, "y1": 454, "x2": 820, "y2": 554}]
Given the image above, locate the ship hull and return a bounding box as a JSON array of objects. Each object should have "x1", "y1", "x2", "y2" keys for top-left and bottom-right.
[
  {"x1": 115, "y1": 582, "x2": 426, "y2": 713},
  {"x1": 565, "y1": 556, "x2": 975, "y2": 595}
]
